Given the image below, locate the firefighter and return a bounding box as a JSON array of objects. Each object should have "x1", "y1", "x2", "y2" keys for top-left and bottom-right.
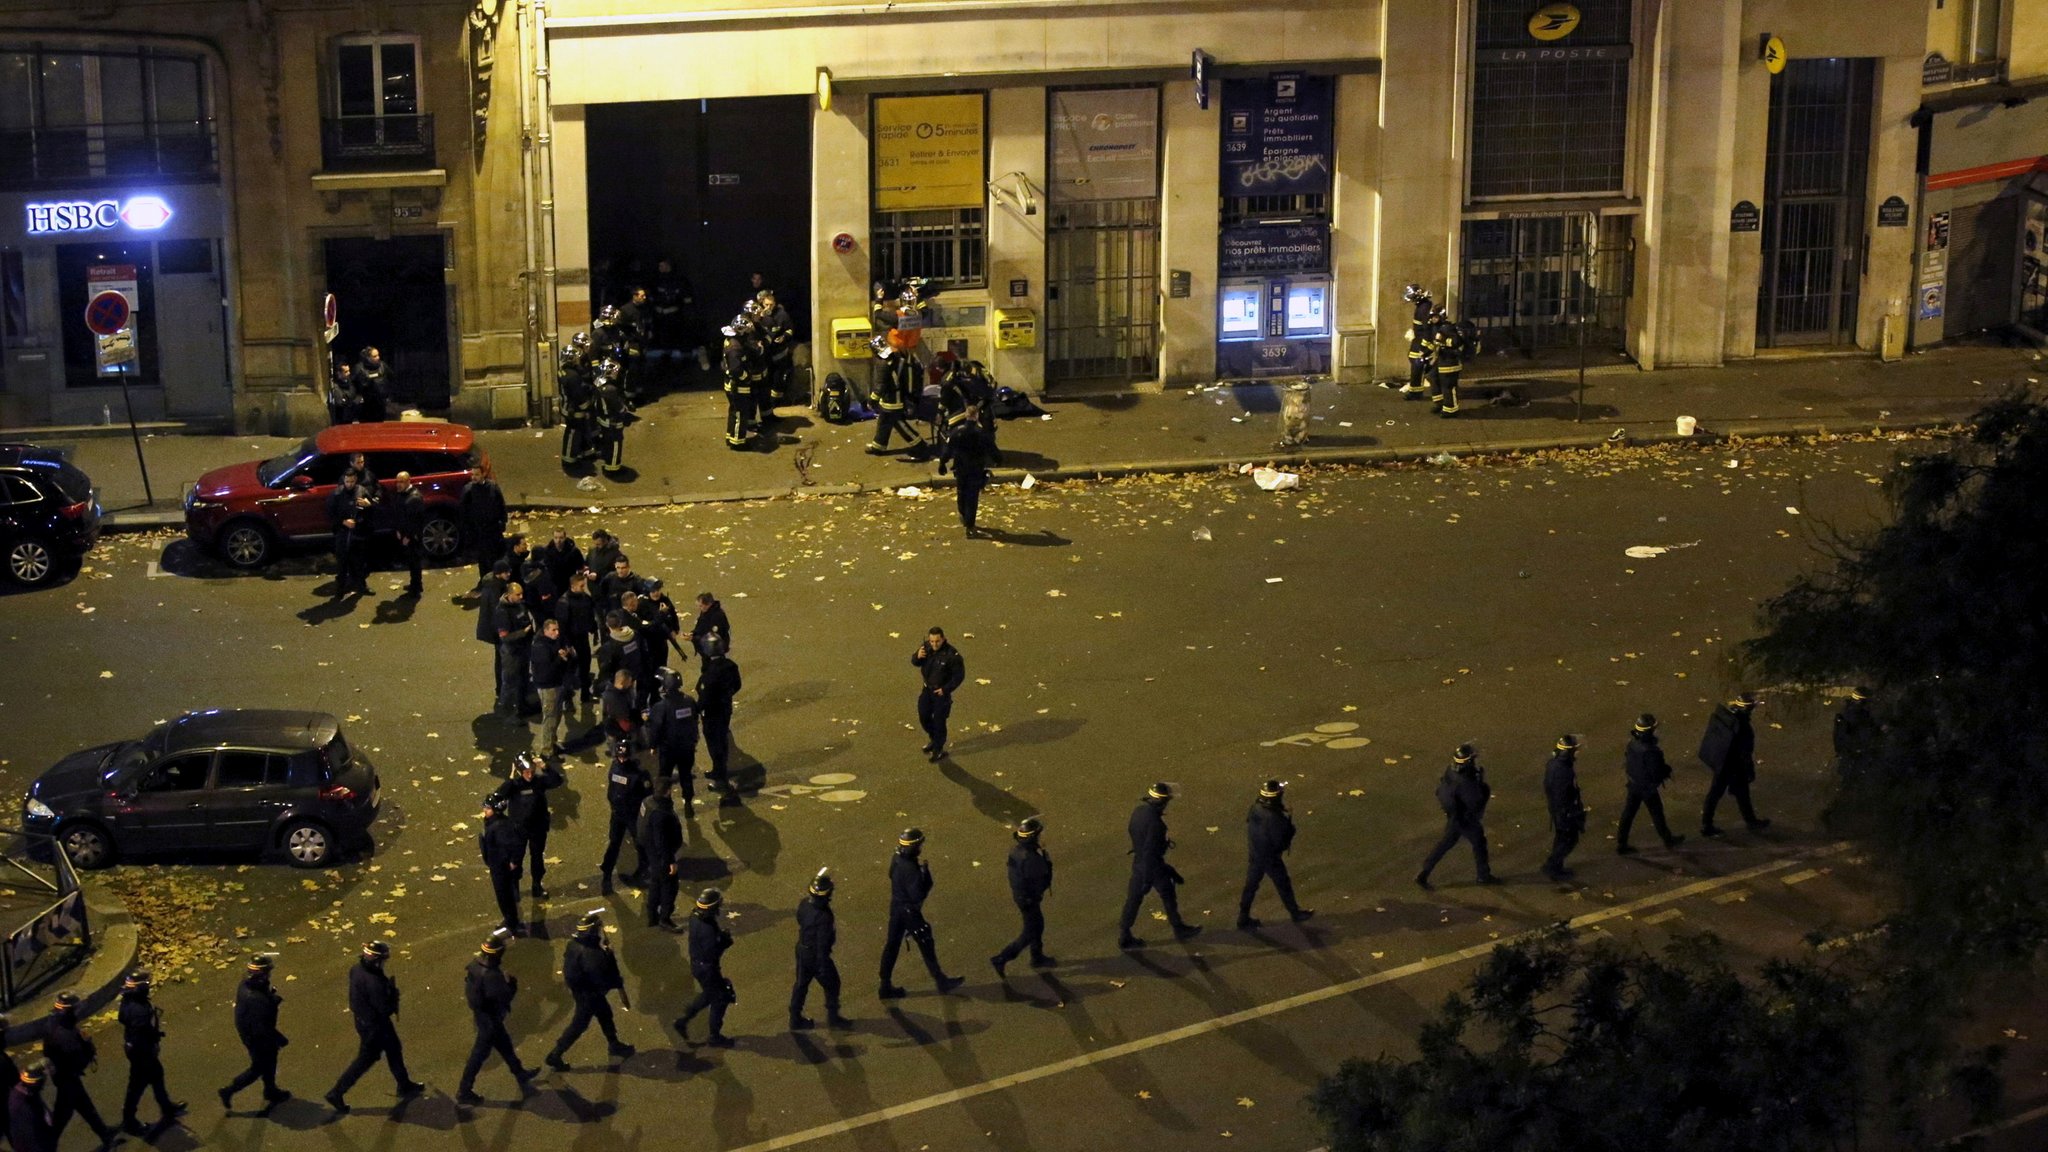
[{"x1": 1394, "y1": 283, "x2": 1434, "y2": 397}]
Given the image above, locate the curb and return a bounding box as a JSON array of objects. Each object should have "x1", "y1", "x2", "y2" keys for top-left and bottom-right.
[
  {"x1": 3, "y1": 888, "x2": 139, "y2": 1045},
  {"x1": 95, "y1": 414, "x2": 1974, "y2": 534}
]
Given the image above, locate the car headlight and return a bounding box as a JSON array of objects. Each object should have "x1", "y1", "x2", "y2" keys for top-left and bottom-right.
[{"x1": 24, "y1": 798, "x2": 56, "y2": 820}]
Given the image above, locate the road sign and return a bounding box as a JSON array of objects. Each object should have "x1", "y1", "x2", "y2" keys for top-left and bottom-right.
[
  {"x1": 84, "y1": 290, "x2": 131, "y2": 337},
  {"x1": 322, "y1": 293, "x2": 340, "y2": 345}
]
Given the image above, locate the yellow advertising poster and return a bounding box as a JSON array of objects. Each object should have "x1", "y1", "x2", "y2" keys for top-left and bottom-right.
[{"x1": 873, "y1": 94, "x2": 986, "y2": 211}]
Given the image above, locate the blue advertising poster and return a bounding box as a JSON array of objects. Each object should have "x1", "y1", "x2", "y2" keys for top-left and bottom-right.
[
  {"x1": 1219, "y1": 222, "x2": 1331, "y2": 276},
  {"x1": 1220, "y1": 74, "x2": 1334, "y2": 197}
]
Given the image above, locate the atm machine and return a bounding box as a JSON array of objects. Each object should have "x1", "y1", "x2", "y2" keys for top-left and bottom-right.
[{"x1": 1217, "y1": 274, "x2": 1331, "y2": 379}]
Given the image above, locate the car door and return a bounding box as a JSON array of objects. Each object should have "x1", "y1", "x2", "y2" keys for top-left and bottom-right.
[
  {"x1": 109, "y1": 751, "x2": 214, "y2": 851},
  {"x1": 210, "y1": 749, "x2": 289, "y2": 849},
  {"x1": 264, "y1": 452, "x2": 351, "y2": 539}
]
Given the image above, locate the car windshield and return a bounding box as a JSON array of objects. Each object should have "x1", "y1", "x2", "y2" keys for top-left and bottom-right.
[{"x1": 257, "y1": 438, "x2": 319, "y2": 486}]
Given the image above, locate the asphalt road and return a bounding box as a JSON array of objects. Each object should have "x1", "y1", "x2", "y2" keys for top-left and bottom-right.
[{"x1": 0, "y1": 434, "x2": 1970, "y2": 1150}]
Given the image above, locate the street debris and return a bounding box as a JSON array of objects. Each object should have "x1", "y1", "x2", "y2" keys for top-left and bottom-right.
[
  {"x1": 1624, "y1": 541, "x2": 1701, "y2": 559},
  {"x1": 574, "y1": 475, "x2": 603, "y2": 492},
  {"x1": 1191, "y1": 526, "x2": 1213, "y2": 541}
]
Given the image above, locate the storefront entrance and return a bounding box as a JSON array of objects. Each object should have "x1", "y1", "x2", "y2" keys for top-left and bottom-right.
[
  {"x1": 1757, "y1": 58, "x2": 1873, "y2": 347},
  {"x1": 323, "y1": 235, "x2": 451, "y2": 410}
]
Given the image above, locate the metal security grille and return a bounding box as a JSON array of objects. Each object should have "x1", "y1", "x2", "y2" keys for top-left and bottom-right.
[
  {"x1": 1758, "y1": 58, "x2": 1872, "y2": 346},
  {"x1": 1045, "y1": 197, "x2": 1160, "y2": 386},
  {"x1": 1459, "y1": 213, "x2": 1634, "y2": 351},
  {"x1": 1469, "y1": 0, "x2": 1632, "y2": 200},
  {"x1": 871, "y1": 208, "x2": 986, "y2": 289}
]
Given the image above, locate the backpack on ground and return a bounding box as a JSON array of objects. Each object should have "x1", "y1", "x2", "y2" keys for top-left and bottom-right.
[{"x1": 821, "y1": 373, "x2": 852, "y2": 424}]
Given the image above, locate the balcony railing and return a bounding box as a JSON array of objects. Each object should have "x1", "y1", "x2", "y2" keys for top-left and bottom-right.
[
  {"x1": 320, "y1": 113, "x2": 436, "y2": 172},
  {"x1": 0, "y1": 120, "x2": 218, "y2": 191}
]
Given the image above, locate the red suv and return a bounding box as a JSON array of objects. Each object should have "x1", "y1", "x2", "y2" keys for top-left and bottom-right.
[{"x1": 184, "y1": 422, "x2": 488, "y2": 570}]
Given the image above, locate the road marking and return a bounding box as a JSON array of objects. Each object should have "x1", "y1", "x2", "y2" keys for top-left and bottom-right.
[
  {"x1": 1781, "y1": 869, "x2": 1822, "y2": 886},
  {"x1": 146, "y1": 561, "x2": 164, "y2": 579},
  {"x1": 1712, "y1": 889, "x2": 1751, "y2": 904},
  {"x1": 1641, "y1": 909, "x2": 1684, "y2": 925},
  {"x1": 723, "y1": 843, "x2": 1850, "y2": 1152},
  {"x1": 1948, "y1": 1099, "x2": 2048, "y2": 1144}
]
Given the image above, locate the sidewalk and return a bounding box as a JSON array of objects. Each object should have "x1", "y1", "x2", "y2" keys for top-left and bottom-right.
[{"x1": 43, "y1": 341, "x2": 2044, "y2": 530}]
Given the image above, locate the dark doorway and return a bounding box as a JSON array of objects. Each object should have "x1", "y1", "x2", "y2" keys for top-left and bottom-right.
[
  {"x1": 323, "y1": 235, "x2": 451, "y2": 410},
  {"x1": 586, "y1": 96, "x2": 812, "y2": 368},
  {"x1": 1758, "y1": 58, "x2": 1873, "y2": 347}
]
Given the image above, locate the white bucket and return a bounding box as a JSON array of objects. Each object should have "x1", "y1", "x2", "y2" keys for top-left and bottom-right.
[{"x1": 1676, "y1": 415, "x2": 1698, "y2": 436}]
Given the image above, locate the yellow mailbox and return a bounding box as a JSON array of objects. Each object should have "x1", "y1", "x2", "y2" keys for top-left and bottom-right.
[
  {"x1": 992, "y1": 308, "x2": 1037, "y2": 350},
  {"x1": 831, "y1": 318, "x2": 874, "y2": 359}
]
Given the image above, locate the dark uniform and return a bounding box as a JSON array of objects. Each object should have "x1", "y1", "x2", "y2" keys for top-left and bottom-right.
[
  {"x1": 758, "y1": 293, "x2": 795, "y2": 410},
  {"x1": 220, "y1": 956, "x2": 289, "y2": 1109},
  {"x1": 9, "y1": 1067, "x2": 55, "y2": 1152},
  {"x1": 789, "y1": 871, "x2": 849, "y2": 1029},
  {"x1": 638, "y1": 794, "x2": 684, "y2": 928},
  {"x1": 325, "y1": 944, "x2": 421, "y2": 1109},
  {"x1": 476, "y1": 567, "x2": 508, "y2": 695},
  {"x1": 495, "y1": 591, "x2": 536, "y2": 716},
  {"x1": 493, "y1": 755, "x2": 563, "y2": 896},
  {"x1": 1834, "y1": 688, "x2": 1876, "y2": 780},
  {"x1": 592, "y1": 366, "x2": 631, "y2": 476},
  {"x1": 386, "y1": 482, "x2": 427, "y2": 594},
  {"x1": 878, "y1": 830, "x2": 962, "y2": 996},
  {"x1": 646, "y1": 676, "x2": 702, "y2": 808},
  {"x1": 481, "y1": 800, "x2": 528, "y2": 933},
  {"x1": 1397, "y1": 285, "x2": 1434, "y2": 396},
  {"x1": 43, "y1": 993, "x2": 114, "y2": 1143},
  {"x1": 459, "y1": 475, "x2": 508, "y2": 576},
  {"x1": 546, "y1": 915, "x2": 635, "y2": 1066},
  {"x1": 940, "y1": 418, "x2": 1000, "y2": 537},
  {"x1": 674, "y1": 890, "x2": 736, "y2": 1045},
  {"x1": 1425, "y1": 312, "x2": 1468, "y2": 417},
  {"x1": 327, "y1": 474, "x2": 372, "y2": 598},
  {"x1": 721, "y1": 320, "x2": 757, "y2": 450},
  {"x1": 1541, "y1": 737, "x2": 1588, "y2": 880},
  {"x1": 912, "y1": 633, "x2": 966, "y2": 760},
  {"x1": 696, "y1": 641, "x2": 742, "y2": 793},
  {"x1": 1617, "y1": 715, "x2": 1684, "y2": 852},
  {"x1": 557, "y1": 340, "x2": 594, "y2": 464},
  {"x1": 1118, "y1": 785, "x2": 1201, "y2": 947},
  {"x1": 554, "y1": 586, "x2": 600, "y2": 701},
  {"x1": 1416, "y1": 746, "x2": 1497, "y2": 887},
  {"x1": 866, "y1": 343, "x2": 926, "y2": 455},
  {"x1": 601, "y1": 750, "x2": 653, "y2": 892},
  {"x1": 117, "y1": 972, "x2": 183, "y2": 1131},
  {"x1": 1238, "y1": 781, "x2": 1312, "y2": 927},
  {"x1": 1699, "y1": 694, "x2": 1770, "y2": 834},
  {"x1": 990, "y1": 819, "x2": 1055, "y2": 973},
  {"x1": 691, "y1": 597, "x2": 731, "y2": 658},
  {"x1": 457, "y1": 933, "x2": 535, "y2": 1103},
  {"x1": 353, "y1": 351, "x2": 388, "y2": 421}
]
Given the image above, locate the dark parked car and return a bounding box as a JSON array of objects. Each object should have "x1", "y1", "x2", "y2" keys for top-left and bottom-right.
[
  {"x1": 22, "y1": 709, "x2": 381, "y2": 870},
  {"x1": 0, "y1": 443, "x2": 101, "y2": 587}
]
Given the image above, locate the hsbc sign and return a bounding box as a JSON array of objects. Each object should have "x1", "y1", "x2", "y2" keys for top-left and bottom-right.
[{"x1": 25, "y1": 195, "x2": 176, "y2": 235}]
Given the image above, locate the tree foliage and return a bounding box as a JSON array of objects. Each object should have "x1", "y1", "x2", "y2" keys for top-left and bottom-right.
[{"x1": 1745, "y1": 395, "x2": 2048, "y2": 962}]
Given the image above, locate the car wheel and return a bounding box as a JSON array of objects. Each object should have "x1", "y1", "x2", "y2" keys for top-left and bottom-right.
[
  {"x1": 57, "y1": 822, "x2": 115, "y2": 870},
  {"x1": 281, "y1": 819, "x2": 334, "y2": 867},
  {"x1": 420, "y1": 513, "x2": 462, "y2": 563},
  {"x1": 219, "y1": 520, "x2": 276, "y2": 569},
  {"x1": 5, "y1": 535, "x2": 59, "y2": 586}
]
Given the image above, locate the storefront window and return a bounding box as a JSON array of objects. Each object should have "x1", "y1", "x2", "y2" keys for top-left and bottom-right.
[
  {"x1": 1469, "y1": 0, "x2": 1633, "y2": 200},
  {"x1": 56, "y1": 241, "x2": 158, "y2": 389}
]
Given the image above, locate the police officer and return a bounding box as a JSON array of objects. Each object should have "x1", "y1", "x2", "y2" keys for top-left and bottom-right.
[
  {"x1": 545, "y1": 910, "x2": 637, "y2": 1069},
  {"x1": 556, "y1": 570, "x2": 601, "y2": 705},
  {"x1": 691, "y1": 591, "x2": 731, "y2": 658},
  {"x1": 460, "y1": 466, "x2": 508, "y2": 576},
  {"x1": 1239, "y1": 780, "x2": 1313, "y2": 928},
  {"x1": 495, "y1": 581, "x2": 536, "y2": 719},
  {"x1": 1394, "y1": 283, "x2": 1434, "y2": 398},
  {"x1": 386, "y1": 471, "x2": 427, "y2": 596},
  {"x1": 1541, "y1": 736, "x2": 1589, "y2": 881},
  {"x1": 646, "y1": 668, "x2": 701, "y2": 813},
  {"x1": 865, "y1": 338, "x2": 927, "y2": 456},
  {"x1": 639, "y1": 790, "x2": 684, "y2": 929},
  {"x1": 353, "y1": 346, "x2": 388, "y2": 421},
  {"x1": 10, "y1": 1062, "x2": 55, "y2": 1152},
  {"x1": 1834, "y1": 686, "x2": 1876, "y2": 780},
  {"x1": 480, "y1": 795, "x2": 529, "y2": 935},
  {"x1": 1700, "y1": 691, "x2": 1771, "y2": 835},
  {"x1": 219, "y1": 954, "x2": 289, "y2": 1111},
  {"x1": 1415, "y1": 745, "x2": 1499, "y2": 889},
  {"x1": 497, "y1": 753, "x2": 561, "y2": 899},
  {"x1": 674, "y1": 889, "x2": 737, "y2": 1047},
  {"x1": 940, "y1": 406, "x2": 1000, "y2": 538},
  {"x1": 1617, "y1": 713, "x2": 1685, "y2": 854},
  {"x1": 328, "y1": 466, "x2": 372, "y2": 600},
  {"x1": 878, "y1": 828, "x2": 965, "y2": 998},
  {"x1": 790, "y1": 869, "x2": 851, "y2": 1030},
  {"x1": 912, "y1": 627, "x2": 966, "y2": 761},
  {"x1": 324, "y1": 942, "x2": 423, "y2": 1113},
  {"x1": 990, "y1": 817, "x2": 1056, "y2": 976},
  {"x1": 721, "y1": 314, "x2": 758, "y2": 450},
  {"x1": 1426, "y1": 307, "x2": 1468, "y2": 418},
  {"x1": 600, "y1": 743, "x2": 653, "y2": 894},
  {"x1": 457, "y1": 930, "x2": 538, "y2": 1106},
  {"x1": 327, "y1": 360, "x2": 361, "y2": 426},
  {"x1": 1119, "y1": 783, "x2": 1202, "y2": 949},
  {"x1": 117, "y1": 970, "x2": 184, "y2": 1134},
  {"x1": 696, "y1": 634, "x2": 743, "y2": 800},
  {"x1": 43, "y1": 989, "x2": 115, "y2": 1144}
]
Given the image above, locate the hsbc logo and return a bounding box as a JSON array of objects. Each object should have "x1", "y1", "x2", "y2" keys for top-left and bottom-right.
[{"x1": 25, "y1": 196, "x2": 175, "y2": 235}]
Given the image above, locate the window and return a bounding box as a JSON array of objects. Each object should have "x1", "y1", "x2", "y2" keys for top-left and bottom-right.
[
  {"x1": 141, "y1": 752, "x2": 210, "y2": 792},
  {"x1": 326, "y1": 36, "x2": 432, "y2": 170},
  {"x1": 215, "y1": 751, "x2": 283, "y2": 789},
  {"x1": 0, "y1": 475, "x2": 40, "y2": 504},
  {"x1": 0, "y1": 45, "x2": 215, "y2": 189},
  {"x1": 302, "y1": 453, "x2": 353, "y2": 485},
  {"x1": 1929, "y1": 0, "x2": 2004, "y2": 82},
  {"x1": 871, "y1": 209, "x2": 986, "y2": 289},
  {"x1": 1468, "y1": 0, "x2": 1633, "y2": 200}
]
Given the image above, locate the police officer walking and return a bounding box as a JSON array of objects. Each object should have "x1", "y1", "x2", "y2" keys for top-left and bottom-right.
[
  {"x1": 10, "y1": 1063, "x2": 56, "y2": 1152},
  {"x1": 219, "y1": 954, "x2": 289, "y2": 1112},
  {"x1": 790, "y1": 869, "x2": 851, "y2": 1030},
  {"x1": 990, "y1": 817, "x2": 1056, "y2": 976},
  {"x1": 600, "y1": 743, "x2": 653, "y2": 894},
  {"x1": 878, "y1": 828, "x2": 965, "y2": 998},
  {"x1": 324, "y1": 942, "x2": 423, "y2": 1113},
  {"x1": 1617, "y1": 713, "x2": 1685, "y2": 853},
  {"x1": 912, "y1": 627, "x2": 965, "y2": 762},
  {"x1": 495, "y1": 753, "x2": 563, "y2": 899},
  {"x1": 1119, "y1": 783, "x2": 1202, "y2": 949},
  {"x1": 639, "y1": 791, "x2": 684, "y2": 929},
  {"x1": 1238, "y1": 780, "x2": 1314, "y2": 928},
  {"x1": 545, "y1": 909, "x2": 637, "y2": 1069},
  {"x1": 43, "y1": 989, "x2": 116, "y2": 1145},
  {"x1": 674, "y1": 889, "x2": 737, "y2": 1047},
  {"x1": 1541, "y1": 736, "x2": 1588, "y2": 881},
  {"x1": 480, "y1": 795, "x2": 529, "y2": 935},
  {"x1": 939, "y1": 408, "x2": 1000, "y2": 538},
  {"x1": 696, "y1": 635, "x2": 743, "y2": 801},
  {"x1": 645, "y1": 669, "x2": 701, "y2": 814},
  {"x1": 117, "y1": 970, "x2": 184, "y2": 1134},
  {"x1": 457, "y1": 930, "x2": 538, "y2": 1106},
  {"x1": 1415, "y1": 745, "x2": 1499, "y2": 889},
  {"x1": 1699, "y1": 691, "x2": 1771, "y2": 836}
]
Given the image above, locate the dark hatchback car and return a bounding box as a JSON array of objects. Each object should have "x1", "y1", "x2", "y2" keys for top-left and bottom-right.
[
  {"x1": 23, "y1": 709, "x2": 381, "y2": 870},
  {"x1": 0, "y1": 443, "x2": 102, "y2": 587}
]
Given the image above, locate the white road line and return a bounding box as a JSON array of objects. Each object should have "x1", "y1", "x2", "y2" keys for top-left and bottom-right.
[
  {"x1": 1712, "y1": 889, "x2": 1751, "y2": 904},
  {"x1": 1781, "y1": 868, "x2": 1822, "y2": 885},
  {"x1": 145, "y1": 560, "x2": 164, "y2": 579},
  {"x1": 1641, "y1": 909, "x2": 1684, "y2": 925},
  {"x1": 724, "y1": 843, "x2": 1850, "y2": 1152}
]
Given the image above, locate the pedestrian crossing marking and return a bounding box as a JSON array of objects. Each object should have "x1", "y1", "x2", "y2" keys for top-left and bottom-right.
[
  {"x1": 1641, "y1": 909, "x2": 1683, "y2": 925},
  {"x1": 1712, "y1": 889, "x2": 1751, "y2": 904},
  {"x1": 1781, "y1": 869, "x2": 1821, "y2": 886}
]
